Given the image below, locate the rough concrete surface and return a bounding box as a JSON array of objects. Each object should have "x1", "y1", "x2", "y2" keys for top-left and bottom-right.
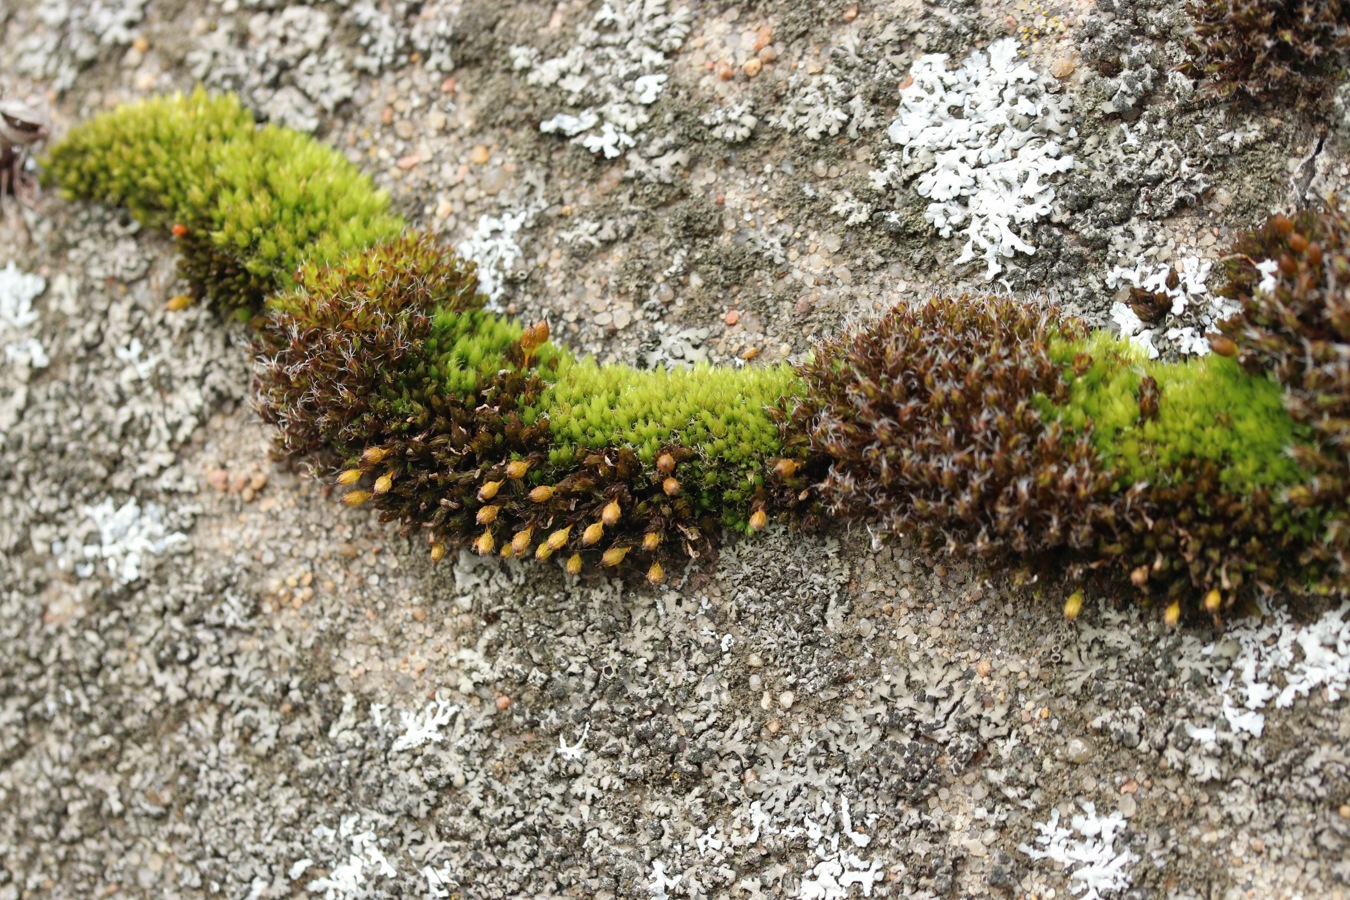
[{"x1": 3, "y1": 0, "x2": 1350, "y2": 897}]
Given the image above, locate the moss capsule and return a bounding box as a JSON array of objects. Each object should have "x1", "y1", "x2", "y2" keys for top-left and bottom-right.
[
  {"x1": 546, "y1": 526, "x2": 572, "y2": 552},
  {"x1": 1064, "y1": 589, "x2": 1083, "y2": 621},
  {"x1": 582, "y1": 522, "x2": 604, "y2": 546}
]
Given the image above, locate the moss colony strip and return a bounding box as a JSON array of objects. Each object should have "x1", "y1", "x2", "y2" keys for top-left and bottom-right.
[{"x1": 41, "y1": 90, "x2": 1350, "y2": 620}]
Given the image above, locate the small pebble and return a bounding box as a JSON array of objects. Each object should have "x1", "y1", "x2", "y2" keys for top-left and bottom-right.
[
  {"x1": 743, "y1": 58, "x2": 763, "y2": 78},
  {"x1": 716, "y1": 61, "x2": 735, "y2": 81},
  {"x1": 1066, "y1": 738, "x2": 1092, "y2": 764},
  {"x1": 381, "y1": 106, "x2": 395, "y2": 126},
  {"x1": 469, "y1": 145, "x2": 490, "y2": 165},
  {"x1": 250, "y1": 473, "x2": 268, "y2": 491},
  {"x1": 207, "y1": 470, "x2": 229, "y2": 492},
  {"x1": 754, "y1": 26, "x2": 774, "y2": 51},
  {"x1": 976, "y1": 659, "x2": 992, "y2": 678},
  {"x1": 495, "y1": 695, "x2": 512, "y2": 711},
  {"x1": 725, "y1": 309, "x2": 740, "y2": 326},
  {"x1": 1049, "y1": 57, "x2": 1076, "y2": 79},
  {"x1": 778, "y1": 690, "x2": 795, "y2": 709}
]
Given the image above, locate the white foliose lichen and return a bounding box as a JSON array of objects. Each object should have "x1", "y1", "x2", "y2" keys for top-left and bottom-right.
[
  {"x1": 740, "y1": 795, "x2": 884, "y2": 899},
  {"x1": 455, "y1": 205, "x2": 542, "y2": 309},
  {"x1": 388, "y1": 693, "x2": 459, "y2": 753},
  {"x1": 1204, "y1": 602, "x2": 1350, "y2": 739},
  {"x1": 1106, "y1": 256, "x2": 1236, "y2": 359},
  {"x1": 0, "y1": 261, "x2": 48, "y2": 370},
  {"x1": 1020, "y1": 802, "x2": 1138, "y2": 900},
  {"x1": 76, "y1": 497, "x2": 188, "y2": 585},
  {"x1": 875, "y1": 38, "x2": 1075, "y2": 280},
  {"x1": 303, "y1": 815, "x2": 398, "y2": 899},
  {"x1": 510, "y1": 0, "x2": 691, "y2": 160},
  {"x1": 702, "y1": 101, "x2": 759, "y2": 144}
]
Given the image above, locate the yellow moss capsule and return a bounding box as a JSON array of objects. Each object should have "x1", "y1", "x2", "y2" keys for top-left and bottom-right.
[
  {"x1": 1164, "y1": 599, "x2": 1182, "y2": 628},
  {"x1": 642, "y1": 532, "x2": 662, "y2": 552},
  {"x1": 430, "y1": 541, "x2": 446, "y2": 562},
  {"x1": 647, "y1": 561, "x2": 665, "y2": 585},
  {"x1": 657, "y1": 452, "x2": 676, "y2": 475},
  {"x1": 506, "y1": 460, "x2": 530, "y2": 479},
  {"x1": 601, "y1": 499, "x2": 621, "y2": 526},
  {"x1": 566, "y1": 553, "x2": 583, "y2": 575},
  {"x1": 512, "y1": 528, "x2": 534, "y2": 555},
  {"x1": 529, "y1": 485, "x2": 555, "y2": 503},
  {"x1": 546, "y1": 526, "x2": 572, "y2": 552},
  {"x1": 662, "y1": 477, "x2": 680, "y2": 497},
  {"x1": 165, "y1": 294, "x2": 193, "y2": 311},
  {"x1": 361, "y1": 446, "x2": 387, "y2": 465},
  {"x1": 582, "y1": 522, "x2": 604, "y2": 546},
  {"x1": 500, "y1": 543, "x2": 515, "y2": 559},
  {"x1": 342, "y1": 490, "x2": 373, "y2": 507},
  {"x1": 1064, "y1": 589, "x2": 1083, "y2": 621},
  {"x1": 476, "y1": 504, "x2": 500, "y2": 525},
  {"x1": 474, "y1": 531, "x2": 496, "y2": 555},
  {"x1": 749, "y1": 509, "x2": 768, "y2": 532},
  {"x1": 774, "y1": 458, "x2": 800, "y2": 479},
  {"x1": 337, "y1": 469, "x2": 363, "y2": 486},
  {"x1": 478, "y1": 480, "x2": 502, "y2": 501},
  {"x1": 535, "y1": 542, "x2": 555, "y2": 561},
  {"x1": 602, "y1": 546, "x2": 629, "y2": 567},
  {"x1": 1203, "y1": 588, "x2": 1222, "y2": 615},
  {"x1": 373, "y1": 472, "x2": 394, "y2": 495}
]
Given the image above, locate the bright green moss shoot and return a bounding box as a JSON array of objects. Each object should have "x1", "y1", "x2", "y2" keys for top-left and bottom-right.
[
  {"x1": 542, "y1": 358, "x2": 802, "y2": 522},
  {"x1": 1050, "y1": 332, "x2": 1309, "y2": 494},
  {"x1": 426, "y1": 308, "x2": 568, "y2": 400},
  {"x1": 43, "y1": 88, "x2": 403, "y2": 308}
]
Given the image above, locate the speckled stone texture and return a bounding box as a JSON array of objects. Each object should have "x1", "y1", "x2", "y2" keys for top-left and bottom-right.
[{"x1": 3, "y1": 0, "x2": 1350, "y2": 897}]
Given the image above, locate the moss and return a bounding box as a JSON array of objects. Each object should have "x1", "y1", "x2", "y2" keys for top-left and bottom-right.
[
  {"x1": 1052, "y1": 332, "x2": 1308, "y2": 494},
  {"x1": 50, "y1": 89, "x2": 1350, "y2": 616},
  {"x1": 1186, "y1": 0, "x2": 1350, "y2": 102},
  {"x1": 1219, "y1": 200, "x2": 1350, "y2": 578},
  {"x1": 543, "y1": 358, "x2": 801, "y2": 527},
  {"x1": 784, "y1": 295, "x2": 1115, "y2": 557},
  {"x1": 43, "y1": 88, "x2": 403, "y2": 312}
]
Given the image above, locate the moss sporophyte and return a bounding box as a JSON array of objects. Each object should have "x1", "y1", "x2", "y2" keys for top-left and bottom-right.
[{"x1": 41, "y1": 90, "x2": 1350, "y2": 619}]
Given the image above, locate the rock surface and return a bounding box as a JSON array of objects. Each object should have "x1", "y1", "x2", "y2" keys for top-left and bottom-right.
[{"x1": 3, "y1": 0, "x2": 1349, "y2": 897}]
